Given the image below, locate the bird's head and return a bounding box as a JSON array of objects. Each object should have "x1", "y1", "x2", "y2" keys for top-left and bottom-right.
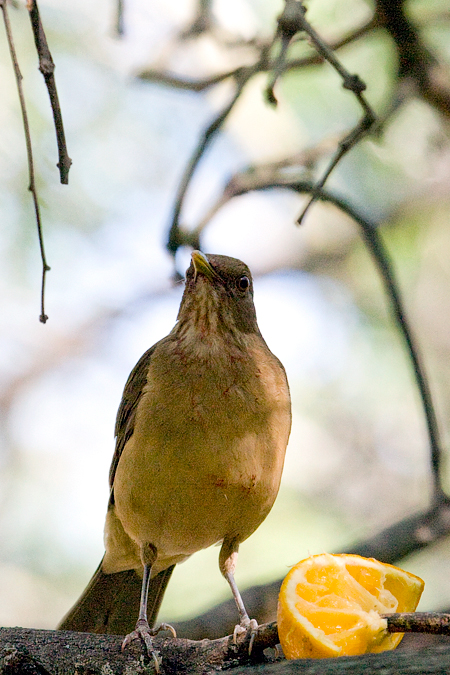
[{"x1": 177, "y1": 251, "x2": 259, "y2": 338}]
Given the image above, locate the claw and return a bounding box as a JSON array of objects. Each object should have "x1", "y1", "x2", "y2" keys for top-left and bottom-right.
[
  {"x1": 156, "y1": 622, "x2": 177, "y2": 638},
  {"x1": 232, "y1": 618, "x2": 258, "y2": 654},
  {"x1": 233, "y1": 623, "x2": 246, "y2": 644},
  {"x1": 248, "y1": 619, "x2": 258, "y2": 655},
  {"x1": 121, "y1": 619, "x2": 178, "y2": 672}
]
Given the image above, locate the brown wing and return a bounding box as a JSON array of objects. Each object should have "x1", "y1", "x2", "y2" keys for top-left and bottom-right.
[{"x1": 108, "y1": 344, "x2": 156, "y2": 501}]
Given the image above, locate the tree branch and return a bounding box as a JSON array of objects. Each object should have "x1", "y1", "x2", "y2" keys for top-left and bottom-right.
[
  {"x1": 27, "y1": 0, "x2": 72, "y2": 184},
  {"x1": 2, "y1": 617, "x2": 450, "y2": 674},
  {"x1": 139, "y1": 66, "x2": 244, "y2": 91},
  {"x1": 181, "y1": 0, "x2": 214, "y2": 39},
  {"x1": 0, "y1": 0, "x2": 50, "y2": 323},
  {"x1": 139, "y1": 18, "x2": 376, "y2": 93},
  {"x1": 386, "y1": 613, "x2": 450, "y2": 635},
  {"x1": 0, "y1": 624, "x2": 275, "y2": 675},
  {"x1": 375, "y1": 0, "x2": 450, "y2": 118}
]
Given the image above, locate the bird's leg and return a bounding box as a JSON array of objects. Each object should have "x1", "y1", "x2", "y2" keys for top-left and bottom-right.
[
  {"x1": 220, "y1": 539, "x2": 258, "y2": 654},
  {"x1": 121, "y1": 544, "x2": 176, "y2": 671}
]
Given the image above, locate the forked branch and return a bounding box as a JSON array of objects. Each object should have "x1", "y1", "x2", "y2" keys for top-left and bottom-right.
[{"x1": 266, "y1": 0, "x2": 376, "y2": 224}]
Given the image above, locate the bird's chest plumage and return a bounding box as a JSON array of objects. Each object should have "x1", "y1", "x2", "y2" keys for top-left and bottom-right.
[{"x1": 112, "y1": 331, "x2": 290, "y2": 560}]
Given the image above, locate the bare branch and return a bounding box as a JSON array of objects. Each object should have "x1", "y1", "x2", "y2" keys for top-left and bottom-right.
[
  {"x1": 1, "y1": 0, "x2": 50, "y2": 323},
  {"x1": 27, "y1": 0, "x2": 72, "y2": 184},
  {"x1": 283, "y1": 17, "x2": 377, "y2": 73},
  {"x1": 166, "y1": 64, "x2": 263, "y2": 255}
]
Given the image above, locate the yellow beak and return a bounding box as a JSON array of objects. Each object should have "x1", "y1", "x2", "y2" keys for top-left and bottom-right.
[{"x1": 191, "y1": 251, "x2": 219, "y2": 281}]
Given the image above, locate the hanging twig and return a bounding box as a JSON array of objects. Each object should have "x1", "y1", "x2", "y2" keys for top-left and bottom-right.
[
  {"x1": 27, "y1": 0, "x2": 72, "y2": 184},
  {"x1": 1, "y1": 0, "x2": 50, "y2": 323},
  {"x1": 296, "y1": 104, "x2": 374, "y2": 225}
]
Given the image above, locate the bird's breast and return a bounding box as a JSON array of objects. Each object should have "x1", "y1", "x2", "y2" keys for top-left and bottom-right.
[{"x1": 112, "y1": 332, "x2": 291, "y2": 556}]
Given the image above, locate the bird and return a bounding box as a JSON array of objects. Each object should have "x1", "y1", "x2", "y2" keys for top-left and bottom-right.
[{"x1": 58, "y1": 251, "x2": 291, "y2": 662}]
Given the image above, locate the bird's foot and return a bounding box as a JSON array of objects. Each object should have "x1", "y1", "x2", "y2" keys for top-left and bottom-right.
[
  {"x1": 121, "y1": 619, "x2": 177, "y2": 671},
  {"x1": 233, "y1": 617, "x2": 259, "y2": 654}
]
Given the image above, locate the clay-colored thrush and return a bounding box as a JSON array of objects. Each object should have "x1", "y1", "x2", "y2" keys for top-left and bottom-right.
[{"x1": 59, "y1": 252, "x2": 291, "y2": 655}]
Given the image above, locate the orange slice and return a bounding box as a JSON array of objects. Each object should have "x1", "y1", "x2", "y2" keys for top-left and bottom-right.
[{"x1": 277, "y1": 553, "x2": 424, "y2": 659}]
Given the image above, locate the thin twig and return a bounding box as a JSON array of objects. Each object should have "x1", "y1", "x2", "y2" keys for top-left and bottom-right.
[
  {"x1": 1, "y1": 0, "x2": 50, "y2": 323},
  {"x1": 310, "y1": 189, "x2": 445, "y2": 504},
  {"x1": 181, "y1": 0, "x2": 213, "y2": 39},
  {"x1": 385, "y1": 613, "x2": 450, "y2": 635},
  {"x1": 266, "y1": 15, "x2": 377, "y2": 102},
  {"x1": 167, "y1": 89, "x2": 242, "y2": 253},
  {"x1": 265, "y1": 32, "x2": 292, "y2": 106},
  {"x1": 284, "y1": 17, "x2": 377, "y2": 73},
  {"x1": 116, "y1": 0, "x2": 124, "y2": 35},
  {"x1": 263, "y1": 1, "x2": 377, "y2": 223},
  {"x1": 166, "y1": 65, "x2": 260, "y2": 255},
  {"x1": 139, "y1": 66, "x2": 243, "y2": 91},
  {"x1": 27, "y1": 0, "x2": 72, "y2": 184},
  {"x1": 140, "y1": 18, "x2": 376, "y2": 93},
  {"x1": 277, "y1": 2, "x2": 376, "y2": 223},
  {"x1": 268, "y1": 613, "x2": 450, "y2": 639},
  {"x1": 297, "y1": 100, "x2": 374, "y2": 225}
]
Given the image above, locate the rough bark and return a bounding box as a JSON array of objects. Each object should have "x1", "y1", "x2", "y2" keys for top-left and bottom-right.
[{"x1": 1, "y1": 627, "x2": 450, "y2": 675}]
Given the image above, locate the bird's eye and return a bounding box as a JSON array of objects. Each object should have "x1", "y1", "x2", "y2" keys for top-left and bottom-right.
[{"x1": 237, "y1": 275, "x2": 250, "y2": 291}]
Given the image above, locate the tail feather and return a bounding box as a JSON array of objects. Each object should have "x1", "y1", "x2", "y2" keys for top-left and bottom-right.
[{"x1": 58, "y1": 560, "x2": 175, "y2": 636}]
